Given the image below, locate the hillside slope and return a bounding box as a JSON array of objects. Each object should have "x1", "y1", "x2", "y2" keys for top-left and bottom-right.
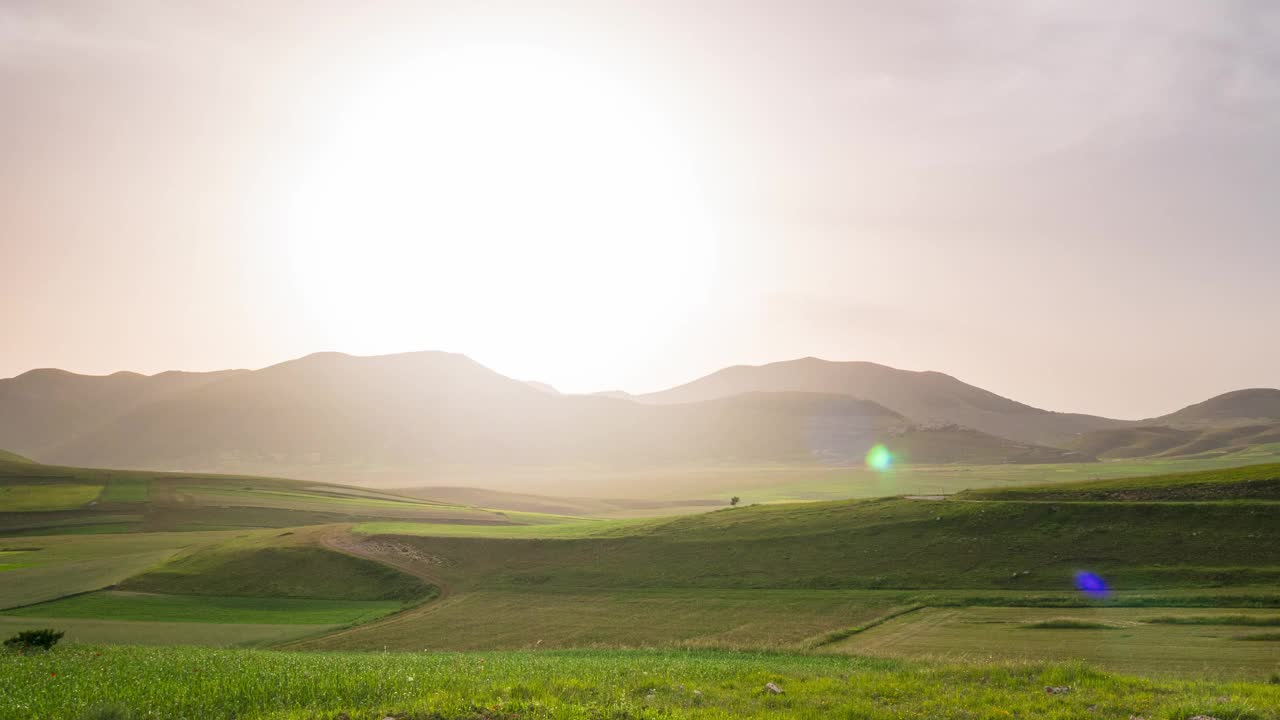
[
  {"x1": 0, "y1": 454, "x2": 533, "y2": 536},
  {"x1": 354, "y1": 463, "x2": 1280, "y2": 594},
  {"x1": 1148, "y1": 388, "x2": 1280, "y2": 427},
  {"x1": 1072, "y1": 423, "x2": 1280, "y2": 459},
  {"x1": 0, "y1": 449, "x2": 32, "y2": 464},
  {"x1": 639, "y1": 357, "x2": 1125, "y2": 446}
]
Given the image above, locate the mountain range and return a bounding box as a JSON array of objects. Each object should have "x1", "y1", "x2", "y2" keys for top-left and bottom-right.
[{"x1": 1, "y1": 351, "x2": 1275, "y2": 482}]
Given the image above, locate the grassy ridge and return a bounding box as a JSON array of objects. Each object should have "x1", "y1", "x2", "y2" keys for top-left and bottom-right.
[
  {"x1": 120, "y1": 534, "x2": 431, "y2": 602},
  {"x1": 0, "y1": 450, "x2": 33, "y2": 464},
  {"x1": 4, "y1": 646, "x2": 1278, "y2": 720},
  {"x1": 362, "y1": 496, "x2": 1280, "y2": 591},
  {"x1": 0, "y1": 456, "x2": 548, "y2": 535},
  {"x1": 959, "y1": 462, "x2": 1280, "y2": 501}
]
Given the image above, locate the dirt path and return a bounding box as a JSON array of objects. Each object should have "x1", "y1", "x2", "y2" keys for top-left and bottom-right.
[{"x1": 277, "y1": 526, "x2": 462, "y2": 650}]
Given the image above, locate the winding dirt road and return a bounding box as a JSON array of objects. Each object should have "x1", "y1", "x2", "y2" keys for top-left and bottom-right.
[{"x1": 277, "y1": 526, "x2": 462, "y2": 650}]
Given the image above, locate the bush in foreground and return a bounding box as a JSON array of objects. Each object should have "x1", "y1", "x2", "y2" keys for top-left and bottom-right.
[
  {"x1": 3, "y1": 646, "x2": 1279, "y2": 719},
  {"x1": 3, "y1": 629, "x2": 64, "y2": 652}
]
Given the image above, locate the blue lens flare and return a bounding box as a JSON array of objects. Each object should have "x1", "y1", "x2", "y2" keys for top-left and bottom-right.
[
  {"x1": 866, "y1": 444, "x2": 893, "y2": 471},
  {"x1": 1074, "y1": 571, "x2": 1109, "y2": 598}
]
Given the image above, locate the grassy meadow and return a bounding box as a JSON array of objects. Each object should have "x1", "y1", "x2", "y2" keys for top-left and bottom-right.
[
  {"x1": 415, "y1": 444, "x2": 1280, "y2": 505},
  {"x1": 5, "y1": 646, "x2": 1279, "y2": 720},
  {"x1": 3, "y1": 456, "x2": 1280, "y2": 716}
]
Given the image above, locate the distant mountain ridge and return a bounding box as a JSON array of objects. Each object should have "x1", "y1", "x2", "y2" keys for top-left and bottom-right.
[
  {"x1": 0, "y1": 366, "x2": 246, "y2": 459},
  {"x1": 638, "y1": 357, "x2": 1126, "y2": 447},
  {"x1": 2, "y1": 352, "x2": 1274, "y2": 480},
  {"x1": 0, "y1": 352, "x2": 1083, "y2": 479}
]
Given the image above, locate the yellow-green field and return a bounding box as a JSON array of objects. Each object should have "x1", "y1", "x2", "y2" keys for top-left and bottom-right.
[
  {"x1": 0, "y1": 483, "x2": 103, "y2": 511},
  {"x1": 829, "y1": 606, "x2": 1280, "y2": 680},
  {"x1": 0, "y1": 616, "x2": 338, "y2": 648},
  {"x1": 287, "y1": 588, "x2": 911, "y2": 652},
  {"x1": 0, "y1": 531, "x2": 237, "y2": 609}
]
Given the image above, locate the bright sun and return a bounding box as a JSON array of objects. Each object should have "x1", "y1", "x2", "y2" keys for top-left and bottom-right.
[{"x1": 277, "y1": 42, "x2": 720, "y2": 386}]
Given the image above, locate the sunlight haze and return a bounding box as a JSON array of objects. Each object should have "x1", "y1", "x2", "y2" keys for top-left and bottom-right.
[{"x1": 3, "y1": 2, "x2": 1279, "y2": 418}]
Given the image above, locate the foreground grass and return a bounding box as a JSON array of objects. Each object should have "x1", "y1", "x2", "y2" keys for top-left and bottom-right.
[{"x1": 4, "y1": 646, "x2": 1279, "y2": 720}]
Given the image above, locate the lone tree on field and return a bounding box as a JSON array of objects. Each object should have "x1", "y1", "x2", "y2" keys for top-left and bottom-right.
[{"x1": 730, "y1": 496, "x2": 740, "y2": 507}]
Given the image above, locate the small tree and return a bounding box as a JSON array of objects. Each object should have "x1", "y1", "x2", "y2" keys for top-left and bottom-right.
[
  {"x1": 730, "y1": 496, "x2": 740, "y2": 507},
  {"x1": 4, "y1": 629, "x2": 64, "y2": 652}
]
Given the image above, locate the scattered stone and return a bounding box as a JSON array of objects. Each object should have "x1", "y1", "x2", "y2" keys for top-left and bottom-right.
[
  {"x1": 1045, "y1": 686, "x2": 1072, "y2": 695},
  {"x1": 1189, "y1": 716, "x2": 1221, "y2": 720},
  {"x1": 1129, "y1": 716, "x2": 1147, "y2": 720},
  {"x1": 694, "y1": 690, "x2": 703, "y2": 697},
  {"x1": 765, "y1": 682, "x2": 784, "y2": 694}
]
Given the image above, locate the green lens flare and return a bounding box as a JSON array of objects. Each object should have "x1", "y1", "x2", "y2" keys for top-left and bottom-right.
[{"x1": 866, "y1": 444, "x2": 893, "y2": 471}]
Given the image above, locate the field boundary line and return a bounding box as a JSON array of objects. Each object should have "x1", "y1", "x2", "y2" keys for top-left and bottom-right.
[{"x1": 802, "y1": 603, "x2": 926, "y2": 649}]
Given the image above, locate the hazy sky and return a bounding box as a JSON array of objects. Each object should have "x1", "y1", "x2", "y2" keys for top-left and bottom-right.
[{"x1": 3, "y1": 1, "x2": 1279, "y2": 419}]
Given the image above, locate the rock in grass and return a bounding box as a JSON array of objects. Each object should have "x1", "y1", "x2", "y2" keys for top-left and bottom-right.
[
  {"x1": 765, "y1": 682, "x2": 784, "y2": 694},
  {"x1": 1044, "y1": 686, "x2": 1072, "y2": 695},
  {"x1": 1188, "y1": 716, "x2": 1221, "y2": 720}
]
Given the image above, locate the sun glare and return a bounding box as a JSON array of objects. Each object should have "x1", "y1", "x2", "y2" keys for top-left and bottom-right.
[{"x1": 277, "y1": 42, "x2": 719, "y2": 383}]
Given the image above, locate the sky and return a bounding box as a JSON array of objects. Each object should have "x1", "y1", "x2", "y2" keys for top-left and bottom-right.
[{"x1": 2, "y1": 0, "x2": 1279, "y2": 419}]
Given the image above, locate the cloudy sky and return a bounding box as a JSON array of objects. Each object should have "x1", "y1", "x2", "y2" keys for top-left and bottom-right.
[{"x1": 3, "y1": 1, "x2": 1278, "y2": 418}]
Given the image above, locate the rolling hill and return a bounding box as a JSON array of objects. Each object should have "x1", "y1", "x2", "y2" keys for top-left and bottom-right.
[
  {"x1": 637, "y1": 357, "x2": 1126, "y2": 446},
  {"x1": 3, "y1": 352, "x2": 1086, "y2": 481},
  {"x1": 1072, "y1": 423, "x2": 1280, "y2": 459},
  {"x1": 0, "y1": 453, "x2": 545, "y2": 536},
  {"x1": 1148, "y1": 388, "x2": 1280, "y2": 426}
]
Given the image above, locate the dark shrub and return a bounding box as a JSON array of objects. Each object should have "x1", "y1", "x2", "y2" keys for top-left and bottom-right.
[{"x1": 4, "y1": 628, "x2": 65, "y2": 651}]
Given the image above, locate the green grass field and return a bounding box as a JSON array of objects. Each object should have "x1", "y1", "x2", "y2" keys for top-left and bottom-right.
[
  {"x1": 0, "y1": 617, "x2": 340, "y2": 650},
  {"x1": 829, "y1": 606, "x2": 1280, "y2": 680},
  {"x1": 959, "y1": 462, "x2": 1280, "y2": 501},
  {"x1": 2, "y1": 591, "x2": 402, "y2": 625},
  {"x1": 4, "y1": 646, "x2": 1278, "y2": 720},
  {"x1": 450, "y1": 445, "x2": 1280, "y2": 505},
  {"x1": 287, "y1": 588, "x2": 912, "y2": 652},
  {"x1": 0, "y1": 483, "x2": 103, "y2": 511},
  {"x1": 0, "y1": 456, "x2": 571, "y2": 537},
  {"x1": 3, "y1": 457, "x2": 1280, "y2": 703},
  {"x1": 0, "y1": 531, "x2": 238, "y2": 610}
]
